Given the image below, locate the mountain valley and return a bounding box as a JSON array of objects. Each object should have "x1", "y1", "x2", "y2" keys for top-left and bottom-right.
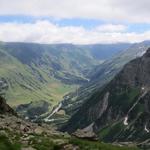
[
  {"x1": 1, "y1": 41, "x2": 150, "y2": 149},
  {"x1": 63, "y1": 47, "x2": 150, "y2": 149}
]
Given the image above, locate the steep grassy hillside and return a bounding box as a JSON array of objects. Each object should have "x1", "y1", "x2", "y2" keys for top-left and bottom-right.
[
  {"x1": 0, "y1": 42, "x2": 96, "y2": 107},
  {"x1": 0, "y1": 46, "x2": 76, "y2": 107}
]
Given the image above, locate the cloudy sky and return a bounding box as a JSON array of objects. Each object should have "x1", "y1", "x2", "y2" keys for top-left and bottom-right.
[{"x1": 0, "y1": 0, "x2": 150, "y2": 44}]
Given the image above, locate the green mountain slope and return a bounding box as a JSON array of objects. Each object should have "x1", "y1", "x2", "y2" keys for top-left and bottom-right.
[
  {"x1": 23, "y1": 41, "x2": 149, "y2": 125},
  {"x1": 60, "y1": 41, "x2": 150, "y2": 118},
  {"x1": 63, "y1": 47, "x2": 150, "y2": 149},
  {"x1": 0, "y1": 43, "x2": 94, "y2": 107},
  {"x1": 0, "y1": 42, "x2": 131, "y2": 109}
]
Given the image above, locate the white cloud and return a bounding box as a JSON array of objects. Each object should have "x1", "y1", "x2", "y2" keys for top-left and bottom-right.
[
  {"x1": 95, "y1": 24, "x2": 127, "y2": 32},
  {"x1": 0, "y1": 21, "x2": 150, "y2": 44},
  {"x1": 0, "y1": 0, "x2": 150, "y2": 23}
]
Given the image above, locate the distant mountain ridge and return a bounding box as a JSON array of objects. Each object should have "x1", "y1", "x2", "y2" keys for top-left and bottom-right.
[{"x1": 78, "y1": 43, "x2": 131, "y2": 60}]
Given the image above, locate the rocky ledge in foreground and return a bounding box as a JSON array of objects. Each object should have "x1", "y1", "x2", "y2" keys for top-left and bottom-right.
[
  {"x1": 0, "y1": 96, "x2": 17, "y2": 115},
  {"x1": 0, "y1": 96, "x2": 140, "y2": 150}
]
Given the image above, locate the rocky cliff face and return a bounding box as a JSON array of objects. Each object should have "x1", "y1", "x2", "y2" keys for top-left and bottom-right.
[
  {"x1": 63, "y1": 48, "x2": 150, "y2": 148},
  {"x1": 0, "y1": 96, "x2": 16, "y2": 115}
]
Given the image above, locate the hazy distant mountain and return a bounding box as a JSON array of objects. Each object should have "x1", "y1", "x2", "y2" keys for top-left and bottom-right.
[{"x1": 78, "y1": 43, "x2": 131, "y2": 60}]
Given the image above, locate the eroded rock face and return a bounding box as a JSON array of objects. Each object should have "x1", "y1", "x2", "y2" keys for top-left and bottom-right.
[
  {"x1": 0, "y1": 96, "x2": 16, "y2": 115},
  {"x1": 62, "y1": 91, "x2": 110, "y2": 133},
  {"x1": 72, "y1": 123, "x2": 98, "y2": 140}
]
